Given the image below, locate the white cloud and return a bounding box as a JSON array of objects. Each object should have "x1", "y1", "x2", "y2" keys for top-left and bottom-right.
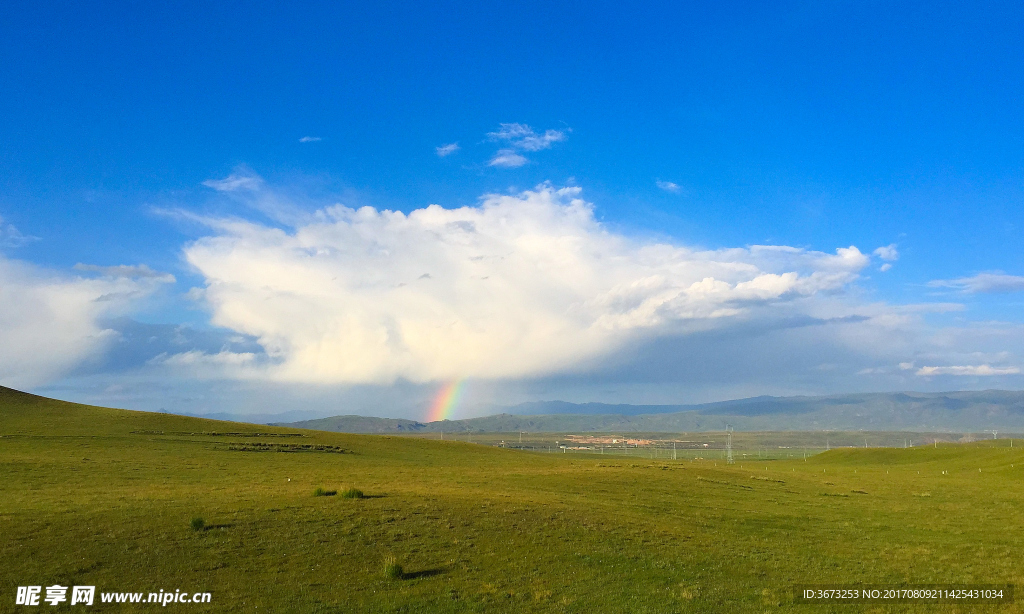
[
  {"x1": 299, "y1": 136, "x2": 322, "y2": 143},
  {"x1": 873, "y1": 244, "x2": 899, "y2": 261},
  {"x1": 196, "y1": 168, "x2": 315, "y2": 226},
  {"x1": 0, "y1": 256, "x2": 166, "y2": 388},
  {"x1": 487, "y1": 123, "x2": 534, "y2": 141},
  {"x1": 488, "y1": 149, "x2": 529, "y2": 168},
  {"x1": 146, "y1": 350, "x2": 261, "y2": 380},
  {"x1": 516, "y1": 130, "x2": 566, "y2": 152},
  {"x1": 487, "y1": 123, "x2": 566, "y2": 151},
  {"x1": 73, "y1": 263, "x2": 176, "y2": 283},
  {"x1": 656, "y1": 180, "x2": 681, "y2": 193},
  {"x1": 180, "y1": 183, "x2": 873, "y2": 385},
  {"x1": 0, "y1": 215, "x2": 38, "y2": 248},
  {"x1": 879, "y1": 263, "x2": 892, "y2": 272},
  {"x1": 928, "y1": 272, "x2": 1024, "y2": 294},
  {"x1": 915, "y1": 365, "x2": 1021, "y2": 376},
  {"x1": 436, "y1": 142, "x2": 460, "y2": 157},
  {"x1": 153, "y1": 350, "x2": 258, "y2": 367},
  {"x1": 484, "y1": 123, "x2": 567, "y2": 167},
  {"x1": 202, "y1": 170, "x2": 263, "y2": 192}
]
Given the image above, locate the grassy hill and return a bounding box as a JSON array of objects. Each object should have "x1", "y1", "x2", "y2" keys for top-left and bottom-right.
[{"x1": 3, "y1": 386, "x2": 1024, "y2": 612}]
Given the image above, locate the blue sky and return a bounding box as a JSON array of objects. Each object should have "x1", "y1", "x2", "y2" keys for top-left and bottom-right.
[{"x1": 2, "y1": 1, "x2": 1024, "y2": 419}]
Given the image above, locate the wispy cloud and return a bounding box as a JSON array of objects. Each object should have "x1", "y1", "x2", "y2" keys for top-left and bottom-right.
[
  {"x1": 873, "y1": 244, "x2": 899, "y2": 261},
  {"x1": 487, "y1": 123, "x2": 533, "y2": 141},
  {"x1": 487, "y1": 123, "x2": 566, "y2": 151},
  {"x1": 656, "y1": 180, "x2": 681, "y2": 193},
  {"x1": 73, "y1": 263, "x2": 176, "y2": 283},
  {"x1": 0, "y1": 215, "x2": 38, "y2": 248},
  {"x1": 916, "y1": 364, "x2": 1021, "y2": 376},
  {"x1": 485, "y1": 123, "x2": 567, "y2": 168},
  {"x1": 199, "y1": 168, "x2": 310, "y2": 226},
  {"x1": 518, "y1": 131, "x2": 566, "y2": 151},
  {"x1": 488, "y1": 149, "x2": 528, "y2": 168},
  {"x1": 299, "y1": 136, "x2": 322, "y2": 143},
  {"x1": 483, "y1": 123, "x2": 565, "y2": 149},
  {"x1": 202, "y1": 169, "x2": 263, "y2": 192},
  {"x1": 928, "y1": 272, "x2": 1024, "y2": 293},
  {"x1": 436, "y1": 142, "x2": 460, "y2": 157}
]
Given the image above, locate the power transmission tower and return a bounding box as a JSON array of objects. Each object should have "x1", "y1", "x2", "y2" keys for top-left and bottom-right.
[{"x1": 726, "y1": 426, "x2": 734, "y2": 464}]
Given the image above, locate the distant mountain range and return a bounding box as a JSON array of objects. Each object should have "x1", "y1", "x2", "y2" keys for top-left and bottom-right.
[{"x1": 273, "y1": 390, "x2": 1024, "y2": 433}]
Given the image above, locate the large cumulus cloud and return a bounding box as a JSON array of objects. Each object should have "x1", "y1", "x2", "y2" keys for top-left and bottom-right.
[{"x1": 181, "y1": 185, "x2": 874, "y2": 384}]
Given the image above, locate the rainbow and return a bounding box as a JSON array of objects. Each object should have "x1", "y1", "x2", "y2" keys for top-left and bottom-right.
[{"x1": 426, "y1": 380, "x2": 464, "y2": 422}]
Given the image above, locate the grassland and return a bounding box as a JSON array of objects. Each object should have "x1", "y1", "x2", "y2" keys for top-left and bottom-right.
[{"x1": 3, "y1": 386, "x2": 1024, "y2": 613}]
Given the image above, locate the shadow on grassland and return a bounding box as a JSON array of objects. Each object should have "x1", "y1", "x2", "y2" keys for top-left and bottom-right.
[{"x1": 400, "y1": 567, "x2": 447, "y2": 580}]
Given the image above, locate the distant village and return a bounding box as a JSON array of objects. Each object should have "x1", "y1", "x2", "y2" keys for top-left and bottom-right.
[{"x1": 560, "y1": 434, "x2": 712, "y2": 449}]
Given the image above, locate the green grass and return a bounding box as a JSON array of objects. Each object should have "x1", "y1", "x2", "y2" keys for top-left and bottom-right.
[
  {"x1": 2, "y1": 385, "x2": 1024, "y2": 612},
  {"x1": 383, "y1": 555, "x2": 404, "y2": 580},
  {"x1": 340, "y1": 487, "x2": 364, "y2": 499},
  {"x1": 313, "y1": 487, "x2": 337, "y2": 497}
]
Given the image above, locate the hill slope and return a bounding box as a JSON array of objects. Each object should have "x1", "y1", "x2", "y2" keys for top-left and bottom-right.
[{"x1": 5, "y1": 386, "x2": 1024, "y2": 612}]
